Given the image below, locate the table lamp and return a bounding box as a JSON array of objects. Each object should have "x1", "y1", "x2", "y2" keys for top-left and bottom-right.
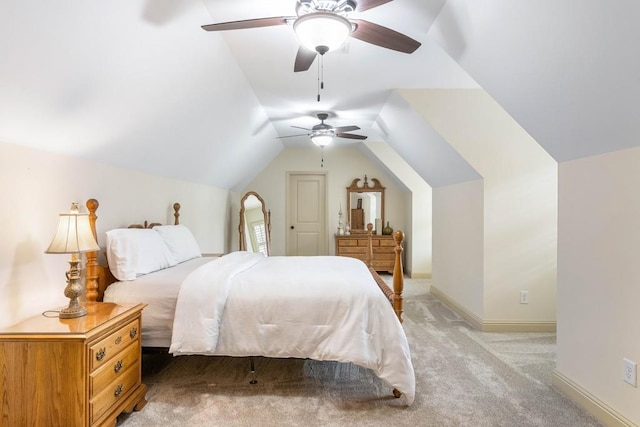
[{"x1": 45, "y1": 203, "x2": 100, "y2": 318}]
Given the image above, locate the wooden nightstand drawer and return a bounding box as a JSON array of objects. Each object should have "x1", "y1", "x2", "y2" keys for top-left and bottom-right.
[
  {"x1": 90, "y1": 364, "x2": 140, "y2": 424},
  {"x1": 90, "y1": 318, "x2": 140, "y2": 371},
  {"x1": 90, "y1": 341, "x2": 139, "y2": 398},
  {"x1": 0, "y1": 303, "x2": 146, "y2": 427}
]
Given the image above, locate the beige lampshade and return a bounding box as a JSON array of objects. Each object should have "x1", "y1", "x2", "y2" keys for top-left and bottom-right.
[{"x1": 45, "y1": 203, "x2": 100, "y2": 254}]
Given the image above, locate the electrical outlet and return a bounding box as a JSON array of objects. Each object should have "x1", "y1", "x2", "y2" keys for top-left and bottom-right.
[
  {"x1": 623, "y1": 358, "x2": 636, "y2": 387},
  {"x1": 520, "y1": 291, "x2": 529, "y2": 304}
]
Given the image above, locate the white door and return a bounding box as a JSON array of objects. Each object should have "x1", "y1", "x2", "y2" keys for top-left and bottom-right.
[{"x1": 287, "y1": 173, "x2": 327, "y2": 256}]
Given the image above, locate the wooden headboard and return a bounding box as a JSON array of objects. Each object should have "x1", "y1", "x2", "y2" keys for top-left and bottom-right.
[{"x1": 84, "y1": 199, "x2": 182, "y2": 303}]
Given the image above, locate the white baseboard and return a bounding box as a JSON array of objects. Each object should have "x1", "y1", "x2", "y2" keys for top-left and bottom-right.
[
  {"x1": 430, "y1": 286, "x2": 556, "y2": 333},
  {"x1": 552, "y1": 370, "x2": 638, "y2": 427}
]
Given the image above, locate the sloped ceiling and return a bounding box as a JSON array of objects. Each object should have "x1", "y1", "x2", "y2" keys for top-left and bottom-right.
[
  {"x1": 0, "y1": 0, "x2": 281, "y2": 191},
  {"x1": 375, "y1": 91, "x2": 480, "y2": 187},
  {"x1": 2, "y1": 0, "x2": 636, "y2": 191},
  {"x1": 200, "y1": 0, "x2": 478, "y2": 144},
  {"x1": 428, "y1": 0, "x2": 640, "y2": 162}
]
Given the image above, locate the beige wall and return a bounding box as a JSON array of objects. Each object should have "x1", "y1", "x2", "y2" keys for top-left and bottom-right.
[
  {"x1": 0, "y1": 141, "x2": 230, "y2": 329},
  {"x1": 363, "y1": 141, "x2": 432, "y2": 278},
  {"x1": 238, "y1": 146, "x2": 409, "y2": 258},
  {"x1": 401, "y1": 88, "x2": 558, "y2": 324},
  {"x1": 433, "y1": 179, "x2": 485, "y2": 317},
  {"x1": 557, "y1": 146, "x2": 640, "y2": 424}
]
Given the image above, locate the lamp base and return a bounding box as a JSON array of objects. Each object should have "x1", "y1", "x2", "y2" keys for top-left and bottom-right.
[
  {"x1": 59, "y1": 304, "x2": 87, "y2": 319},
  {"x1": 59, "y1": 256, "x2": 88, "y2": 319}
]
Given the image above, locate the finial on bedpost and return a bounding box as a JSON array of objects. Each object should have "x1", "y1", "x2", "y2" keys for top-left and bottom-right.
[
  {"x1": 366, "y1": 223, "x2": 374, "y2": 267},
  {"x1": 393, "y1": 230, "x2": 405, "y2": 323},
  {"x1": 85, "y1": 199, "x2": 100, "y2": 303},
  {"x1": 173, "y1": 203, "x2": 181, "y2": 225}
]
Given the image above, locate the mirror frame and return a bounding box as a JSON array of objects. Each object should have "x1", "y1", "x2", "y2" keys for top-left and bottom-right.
[
  {"x1": 346, "y1": 175, "x2": 385, "y2": 233},
  {"x1": 239, "y1": 191, "x2": 271, "y2": 255}
]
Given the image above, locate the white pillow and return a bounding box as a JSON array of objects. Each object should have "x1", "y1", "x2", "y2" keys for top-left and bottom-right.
[
  {"x1": 153, "y1": 224, "x2": 202, "y2": 263},
  {"x1": 105, "y1": 228, "x2": 177, "y2": 281}
]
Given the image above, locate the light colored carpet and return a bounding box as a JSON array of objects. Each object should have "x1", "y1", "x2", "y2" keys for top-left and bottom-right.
[{"x1": 117, "y1": 276, "x2": 601, "y2": 427}]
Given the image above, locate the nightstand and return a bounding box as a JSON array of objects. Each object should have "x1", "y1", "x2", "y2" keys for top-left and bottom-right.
[{"x1": 0, "y1": 302, "x2": 147, "y2": 427}]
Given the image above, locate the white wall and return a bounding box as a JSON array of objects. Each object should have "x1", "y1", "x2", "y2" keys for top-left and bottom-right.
[
  {"x1": 433, "y1": 180, "x2": 485, "y2": 318},
  {"x1": 557, "y1": 146, "x2": 640, "y2": 424},
  {"x1": 401, "y1": 88, "x2": 557, "y2": 325},
  {"x1": 0, "y1": 141, "x2": 230, "y2": 329},
  {"x1": 238, "y1": 146, "x2": 409, "y2": 257}
]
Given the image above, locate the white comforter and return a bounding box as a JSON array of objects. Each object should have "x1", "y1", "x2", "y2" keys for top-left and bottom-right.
[{"x1": 169, "y1": 251, "x2": 415, "y2": 405}]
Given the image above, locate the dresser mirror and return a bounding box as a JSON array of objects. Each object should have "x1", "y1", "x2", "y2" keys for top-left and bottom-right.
[
  {"x1": 239, "y1": 191, "x2": 271, "y2": 255},
  {"x1": 346, "y1": 175, "x2": 385, "y2": 233}
]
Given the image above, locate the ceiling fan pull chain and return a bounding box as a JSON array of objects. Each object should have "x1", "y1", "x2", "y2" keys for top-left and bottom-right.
[
  {"x1": 317, "y1": 57, "x2": 321, "y2": 102},
  {"x1": 320, "y1": 54, "x2": 324, "y2": 90},
  {"x1": 321, "y1": 147, "x2": 324, "y2": 168},
  {"x1": 316, "y1": 53, "x2": 326, "y2": 102}
]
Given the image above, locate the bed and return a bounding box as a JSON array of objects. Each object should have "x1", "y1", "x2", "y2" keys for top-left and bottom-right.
[{"x1": 83, "y1": 199, "x2": 415, "y2": 405}]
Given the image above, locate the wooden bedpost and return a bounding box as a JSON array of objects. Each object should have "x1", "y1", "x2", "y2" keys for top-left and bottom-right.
[
  {"x1": 366, "y1": 223, "x2": 374, "y2": 267},
  {"x1": 173, "y1": 203, "x2": 181, "y2": 225},
  {"x1": 85, "y1": 198, "x2": 100, "y2": 303},
  {"x1": 393, "y1": 230, "x2": 405, "y2": 323}
]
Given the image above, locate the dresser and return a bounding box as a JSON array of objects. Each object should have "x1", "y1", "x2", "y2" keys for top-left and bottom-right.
[
  {"x1": 0, "y1": 302, "x2": 147, "y2": 427},
  {"x1": 335, "y1": 234, "x2": 399, "y2": 274}
]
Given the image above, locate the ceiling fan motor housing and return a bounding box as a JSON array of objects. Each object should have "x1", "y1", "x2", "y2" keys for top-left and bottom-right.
[
  {"x1": 312, "y1": 123, "x2": 335, "y2": 136},
  {"x1": 296, "y1": 0, "x2": 356, "y2": 16}
]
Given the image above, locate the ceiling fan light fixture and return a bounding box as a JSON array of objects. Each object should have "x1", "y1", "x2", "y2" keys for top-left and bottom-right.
[
  {"x1": 310, "y1": 129, "x2": 335, "y2": 147},
  {"x1": 293, "y1": 12, "x2": 352, "y2": 52}
]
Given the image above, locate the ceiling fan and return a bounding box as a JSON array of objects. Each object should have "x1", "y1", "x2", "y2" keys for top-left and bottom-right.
[
  {"x1": 279, "y1": 113, "x2": 367, "y2": 147},
  {"x1": 202, "y1": 0, "x2": 422, "y2": 72}
]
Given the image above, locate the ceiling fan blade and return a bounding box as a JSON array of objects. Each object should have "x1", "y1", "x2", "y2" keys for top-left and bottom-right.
[
  {"x1": 350, "y1": 19, "x2": 421, "y2": 54},
  {"x1": 356, "y1": 0, "x2": 394, "y2": 12},
  {"x1": 202, "y1": 16, "x2": 293, "y2": 32},
  {"x1": 277, "y1": 133, "x2": 309, "y2": 139},
  {"x1": 337, "y1": 133, "x2": 368, "y2": 140},
  {"x1": 294, "y1": 46, "x2": 317, "y2": 72},
  {"x1": 334, "y1": 125, "x2": 360, "y2": 133},
  {"x1": 291, "y1": 125, "x2": 311, "y2": 131}
]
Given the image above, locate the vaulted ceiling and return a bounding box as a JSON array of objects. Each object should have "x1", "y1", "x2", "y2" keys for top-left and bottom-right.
[{"x1": 2, "y1": 0, "x2": 638, "y2": 191}]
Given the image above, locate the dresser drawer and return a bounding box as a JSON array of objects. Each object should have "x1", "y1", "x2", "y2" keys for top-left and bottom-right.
[
  {"x1": 90, "y1": 318, "x2": 140, "y2": 371},
  {"x1": 90, "y1": 364, "x2": 140, "y2": 424},
  {"x1": 372, "y1": 248, "x2": 395, "y2": 257},
  {"x1": 335, "y1": 235, "x2": 402, "y2": 274},
  {"x1": 90, "y1": 341, "x2": 139, "y2": 398},
  {"x1": 379, "y1": 238, "x2": 396, "y2": 247},
  {"x1": 357, "y1": 238, "x2": 378, "y2": 246},
  {"x1": 338, "y1": 246, "x2": 367, "y2": 255}
]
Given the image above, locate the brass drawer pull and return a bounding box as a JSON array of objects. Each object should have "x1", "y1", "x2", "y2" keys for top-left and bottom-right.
[
  {"x1": 114, "y1": 360, "x2": 123, "y2": 373},
  {"x1": 96, "y1": 348, "x2": 106, "y2": 361},
  {"x1": 114, "y1": 384, "x2": 124, "y2": 397},
  {"x1": 115, "y1": 336, "x2": 122, "y2": 345},
  {"x1": 129, "y1": 327, "x2": 138, "y2": 339}
]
